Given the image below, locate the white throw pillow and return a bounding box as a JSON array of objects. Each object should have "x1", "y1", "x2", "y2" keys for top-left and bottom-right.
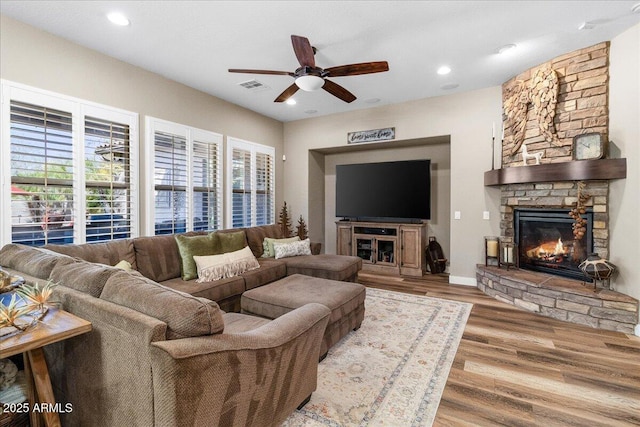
[
  {"x1": 113, "y1": 259, "x2": 133, "y2": 271},
  {"x1": 273, "y1": 238, "x2": 312, "y2": 259},
  {"x1": 194, "y1": 246, "x2": 260, "y2": 282},
  {"x1": 261, "y1": 236, "x2": 300, "y2": 258}
]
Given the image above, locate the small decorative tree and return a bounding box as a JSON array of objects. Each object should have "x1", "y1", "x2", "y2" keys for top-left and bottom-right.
[
  {"x1": 278, "y1": 202, "x2": 293, "y2": 237},
  {"x1": 297, "y1": 215, "x2": 308, "y2": 240}
]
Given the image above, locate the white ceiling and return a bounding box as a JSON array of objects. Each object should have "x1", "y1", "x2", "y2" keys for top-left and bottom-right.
[{"x1": 1, "y1": 1, "x2": 639, "y2": 122}]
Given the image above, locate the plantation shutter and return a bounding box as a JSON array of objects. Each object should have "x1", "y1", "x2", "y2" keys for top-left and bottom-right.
[
  {"x1": 84, "y1": 116, "x2": 132, "y2": 241},
  {"x1": 9, "y1": 101, "x2": 74, "y2": 245},
  {"x1": 231, "y1": 147, "x2": 252, "y2": 228},
  {"x1": 255, "y1": 151, "x2": 274, "y2": 226},
  {"x1": 227, "y1": 138, "x2": 275, "y2": 229},
  {"x1": 192, "y1": 140, "x2": 221, "y2": 231},
  {"x1": 153, "y1": 131, "x2": 188, "y2": 234}
]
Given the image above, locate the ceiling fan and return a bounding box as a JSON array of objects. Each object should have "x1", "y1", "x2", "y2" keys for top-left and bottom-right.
[{"x1": 229, "y1": 35, "x2": 389, "y2": 103}]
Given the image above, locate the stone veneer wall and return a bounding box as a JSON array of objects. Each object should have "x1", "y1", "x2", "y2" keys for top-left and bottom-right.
[
  {"x1": 502, "y1": 42, "x2": 609, "y2": 167},
  {"x1": 499, "y1": 42, "x2": 611, "y2": 258}
]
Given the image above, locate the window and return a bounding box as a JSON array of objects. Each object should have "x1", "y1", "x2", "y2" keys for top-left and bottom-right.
[
  {"x1": 84, "y1": 116, "x2": 133, "y2": 241},
  {"x1": 1, "y1": 81, "x2": 138, "y2": 246},
  {"x1": 227, "y1": 138, "x2": 275, "y2": 228},
  {"x1": 146, "y1": 117, "x2": 222, "y2": 235}
]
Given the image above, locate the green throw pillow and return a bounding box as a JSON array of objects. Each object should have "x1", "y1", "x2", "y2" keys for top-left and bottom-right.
[
  {"x1": 175, "y1": 233, "x2": 221, "y2": 281},
  {"x1": 218, "y1": 230, "x2": 247, "y2": 253},
  {"x1": 261, "y1": 236, "x2": 300, "y2": 258}
]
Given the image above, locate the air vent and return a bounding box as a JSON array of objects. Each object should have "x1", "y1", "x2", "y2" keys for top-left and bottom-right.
[{"x1": 238, "y1": 79, "x2": 270, "y2": 92}]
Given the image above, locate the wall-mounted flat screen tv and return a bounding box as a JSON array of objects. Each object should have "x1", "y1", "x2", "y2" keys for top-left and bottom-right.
[{"x1": 336, "y1": 159, "x2": 431, "y2": 222}]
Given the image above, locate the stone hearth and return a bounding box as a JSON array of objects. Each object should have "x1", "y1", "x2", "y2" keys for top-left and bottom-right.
[{"x1": 477, "y1": 265, "x2": 638, "y2": 334}]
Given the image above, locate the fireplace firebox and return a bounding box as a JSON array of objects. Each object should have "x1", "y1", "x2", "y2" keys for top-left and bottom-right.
[{"x1": 514, "y1": 208, "x2": 593, "y2": 281}]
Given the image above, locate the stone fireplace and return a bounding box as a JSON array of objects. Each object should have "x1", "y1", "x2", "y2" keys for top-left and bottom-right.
[{"x1": 476, "y1": 42, "x2": 638, "y2": 334}]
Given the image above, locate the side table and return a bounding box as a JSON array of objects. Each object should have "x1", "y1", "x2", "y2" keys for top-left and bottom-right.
[{"x1": 0, "y1": 308, "x2": 91, "y2": 427}]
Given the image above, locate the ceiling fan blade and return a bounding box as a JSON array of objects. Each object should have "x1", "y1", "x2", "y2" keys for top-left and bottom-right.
[
  {"x1": 325, "y1": 61, "x2": 389, "y2": 77},
  {"x1": 322, "y1": 79, "x2": 356, "y2": 103},
  {"x1": 274, "y1": 83, "x2": 300, "y2": 103},
  {"x1": 228, "y1": 69, "x2": 294, "y2": 76},
  {"x1": 291, "y1": 35, "x2": 315, "y2": 67}
]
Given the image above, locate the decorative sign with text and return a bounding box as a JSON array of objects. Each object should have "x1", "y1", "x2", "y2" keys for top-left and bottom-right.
[{"x1": 347, "y1": 127, "x2": 395, "y2": 144}]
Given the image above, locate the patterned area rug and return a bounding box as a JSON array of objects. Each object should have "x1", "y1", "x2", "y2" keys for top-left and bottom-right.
[{"x1": 283, "y1": 287, "x2": 472, "y2": 427}]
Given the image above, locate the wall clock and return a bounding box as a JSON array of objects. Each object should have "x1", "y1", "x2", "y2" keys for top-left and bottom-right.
[{"x1": 573, "y1": 133, "x2": 606, "y2": 160}]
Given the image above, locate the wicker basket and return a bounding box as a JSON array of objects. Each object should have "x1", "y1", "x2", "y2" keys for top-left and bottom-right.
[{"x1": 0, "y1": 371, "x2": 30, "y2": 427}]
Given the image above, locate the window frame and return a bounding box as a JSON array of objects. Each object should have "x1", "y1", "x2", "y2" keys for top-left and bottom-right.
[
  {"x1": 0, "y1": 80, "x2": 139, "y2": 246},
  {"x1": 225, "y1": 137, "x2": 275, "y2": 229},
  {"x1": 145, "y1": 117, "x2": 223, "y2": 236}
]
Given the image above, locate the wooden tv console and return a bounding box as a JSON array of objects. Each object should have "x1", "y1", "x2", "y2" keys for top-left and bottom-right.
[{"x1": 336, "y1": 221, "x2": 427, "y2": 277}]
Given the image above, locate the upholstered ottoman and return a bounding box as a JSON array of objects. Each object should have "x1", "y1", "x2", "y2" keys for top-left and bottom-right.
[
  {"x1": 241, "y1": 274, "x2": 366, "y2": 357},
  {"x1": 278, "y1": 254, "x2": 362, "y2": 282}
]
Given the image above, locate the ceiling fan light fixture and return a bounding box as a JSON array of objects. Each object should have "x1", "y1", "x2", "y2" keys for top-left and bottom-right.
[{"x1": 295, "y1": 75, "x2": 325, "y2": 91}]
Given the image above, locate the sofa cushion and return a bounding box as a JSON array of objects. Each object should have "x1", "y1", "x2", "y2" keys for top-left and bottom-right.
[
  {"x1": 133, "y1": 235, "x2": 182, "y2": 282},
  {"x1": 194, "y1": 246, "x2": 260, "y2": 282},
  {"x1": 100, "y1": 271, "x2": 225, "y2": 339},
  {"x1": 243, "y1": 224, "x2": 283, "y2": 257},
  {"x1": 44, "y1": 239, "x2": 137, "y2": 270},
  {"x1": 262, "y1": 236, "x2": 300, "y2": 258},
  {"x1": 241, "y1": 258, "x2": 287, "y2": 291},
  {"x1": 222, "y1": 312, "x2": 271, "y2": 334},
  {"x1": 0, "y1": 244, "x2": 74, "y2": 280},
  {"x1": 175, "y1": 233, "x2": 222, "y2": 281},
  {"x1": 274, "y1": 238, "x2": 311, "y2": 259},
  {"x1": 159, "y1": 275, "x2": 245, "y2": 302},
  {"x1": 50, "y1": 258, "x2": 122, "y2": 297}
]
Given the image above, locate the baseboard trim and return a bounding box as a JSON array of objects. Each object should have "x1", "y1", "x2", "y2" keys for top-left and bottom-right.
[{"x1": 449, "y1": 275, "x2": 476, "y2": 287}]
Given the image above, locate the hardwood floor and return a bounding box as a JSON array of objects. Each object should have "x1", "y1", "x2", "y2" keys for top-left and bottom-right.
[{"x1": 357, "y1": 272, "x2": 640, "y2": 426}]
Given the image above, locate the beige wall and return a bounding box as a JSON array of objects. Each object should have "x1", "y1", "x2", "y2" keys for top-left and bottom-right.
[
  {"x1": 609, "y1": 23, "x2": 640, "y2": 304},
  {"x1": 284, "y1": 87, "x2": 503, "y2": 284},
  {"x1": 0, "y1": 15, "x2": 284, "y2": 233}
]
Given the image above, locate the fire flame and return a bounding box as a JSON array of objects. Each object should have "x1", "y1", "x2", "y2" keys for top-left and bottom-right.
[
  {"x1": 554, "y1": 238, "x2": 565, "y2": 255},
  {"x1": 527, "y1": 238, "x2": 566, "y2": 259}
]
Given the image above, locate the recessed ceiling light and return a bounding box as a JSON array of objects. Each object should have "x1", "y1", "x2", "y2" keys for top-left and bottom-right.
[
  {"x1": 437, "y1": 66, "x2": 451, "y2": 75},
  {"x1": 365, "y1": 98, "x2": 380, "y2": 104},
  {"x1": 497, "y1": 44, "x2": 517, "y2": 54},
  {"x1": 285, "y1": 98, "x2": 296, "y2": 105},
  {"x1": 441, "y1": 83, "x2": 459, "y2": 90},
  {"x1": 107, "y1": 12, "x2": 130, "y2": 26}
]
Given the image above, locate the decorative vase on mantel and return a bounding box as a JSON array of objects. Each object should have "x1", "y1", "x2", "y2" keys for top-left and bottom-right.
[{"x1": 578, "y1": 253, "x2": 616, "y2": 289}]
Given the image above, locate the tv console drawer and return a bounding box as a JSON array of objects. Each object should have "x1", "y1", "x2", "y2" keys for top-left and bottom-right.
[{"x1": 353, "y1": 226, "x2": 397, "y2": 236}]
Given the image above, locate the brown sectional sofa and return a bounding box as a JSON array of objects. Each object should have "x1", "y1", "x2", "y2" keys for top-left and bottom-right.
[
  {"x1": 43, "y1": 224, "x2": 361, "y2": 312},
  {"x1": 0, "y1": 224, "x2": 362, "y2": 426}
]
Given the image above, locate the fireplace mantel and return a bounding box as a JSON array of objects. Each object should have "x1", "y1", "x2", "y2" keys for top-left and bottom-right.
[{"x1": 484, "y1": 158, "x2": 627, "y2": 186}]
